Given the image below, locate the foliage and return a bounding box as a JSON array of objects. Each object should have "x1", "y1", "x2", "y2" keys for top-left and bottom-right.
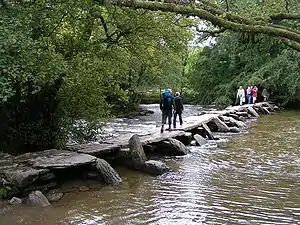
[
  {"x1": 101, "y1": 0, "x2": 300, "y2": 52},
  {"x1": 3, "y1": 0, "x2": 300, "y2": 154},
  {"x1": 0, "y1": 180, "x2": 12, "y2": 200},
  {"x1": 187, "y1": 32, "x2": 300, "y2": 107},
  {"x1": 0, "y1": 187, "x2": 8, "y2": 199},
  {"x1": 0, "y1": 0, "x2": 192, "y2": 153}
]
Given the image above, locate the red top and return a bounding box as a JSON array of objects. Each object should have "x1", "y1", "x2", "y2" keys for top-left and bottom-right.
[{"x1": 252, "y1": 87, "x2": 258, "y2": 97}]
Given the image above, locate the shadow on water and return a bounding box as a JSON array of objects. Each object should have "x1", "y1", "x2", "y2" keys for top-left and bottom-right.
[{"x1": 2, "y1": 108, "x2": 300, "y2": 225}]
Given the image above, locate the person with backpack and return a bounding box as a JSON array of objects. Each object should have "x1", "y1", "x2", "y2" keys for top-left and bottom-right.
[
  {"x1": 160, "y1": 89, "x2": 174, "y2": 133},
  {"x1": 173, "y1": 92, "x2": 184, "y2": 129}
]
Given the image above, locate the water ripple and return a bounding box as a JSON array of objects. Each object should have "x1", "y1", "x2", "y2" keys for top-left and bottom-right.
[{"x1": 2, "y1": 110, "x2": 300, "y2": 225}]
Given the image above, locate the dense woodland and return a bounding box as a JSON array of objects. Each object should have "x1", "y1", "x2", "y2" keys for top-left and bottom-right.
[{"x1": 1, "y1": 0, "x2": 300, "y2": 153}]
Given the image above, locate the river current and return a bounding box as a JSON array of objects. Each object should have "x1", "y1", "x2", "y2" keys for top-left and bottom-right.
[{"x1": 1, "y1": 105, "x2": 300, "y2": 225}]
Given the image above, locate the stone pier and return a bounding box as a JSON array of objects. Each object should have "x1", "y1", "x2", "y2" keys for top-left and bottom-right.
[{"x1": 0, "y1": 102, "x2": 277, "y2": 204}]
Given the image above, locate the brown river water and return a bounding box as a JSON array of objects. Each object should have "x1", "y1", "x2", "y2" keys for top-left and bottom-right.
[{"x1": 1, "y1": 110, "x2": 300, "y2": 225}]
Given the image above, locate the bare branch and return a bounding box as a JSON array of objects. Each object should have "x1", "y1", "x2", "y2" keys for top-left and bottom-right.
[
  {"x1": 224, "y1": 0, "x2": 229, "y2": 12},
  {"x1": 285, "y1": 0, "x2": 289, "y2": 12},
  {"x1": 47, "y1": 12, "x2": 68, "y2": 37},
  {"x1": 99, "y1": 14, "x2": 111, "y2": 39}
]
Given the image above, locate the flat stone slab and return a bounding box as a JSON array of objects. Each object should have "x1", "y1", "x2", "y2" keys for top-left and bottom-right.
[
  {"x1": 179, "y1": 114, "x2": 219, "y2": 131},
  {"x1": 15, "y1": 149, "x2": 97, "y2": 169},
  {"x1": 61, "y1": 103, "x2": 275, "y2": 158},
  {"x1": 66, "y1": 143, "x2": 121, "y2": 157}
]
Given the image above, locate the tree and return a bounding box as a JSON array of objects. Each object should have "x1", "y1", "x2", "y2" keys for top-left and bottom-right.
[
  {"x1": 187, "y1": 33, "x2": 300, "y2": 107},
  {"x1": 0, "y1": 0, "x2": 192, "y2": 153},
  {"x1": 97, "y1": 0, "x2": 300, "y2": 51}
]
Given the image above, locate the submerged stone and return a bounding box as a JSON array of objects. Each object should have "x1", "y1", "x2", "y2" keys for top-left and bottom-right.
[
  {"x1": 143, "y1": 160, "x2": 170, "y2": 176},
  {"x1": 26, "y1": 190, "x2": 51, "y2": 207},
  {"x1": 158, "y1": 138, "x2": 190, "y2": 155},
  {"x1": 229, "y1": 127, "x2": 240, "y2": 133},
  {"x1": 79, "y1": 186, "x2": 89, "y2": 192},
  {"x1": 46, "y1": 189, "x2": 64, "y2": 202},
  {"x1": 9, "y1": 197, "x2": 22, "y2": 205},
  {"x1": 220, "y1": 116, "x2": 246, "y2": 128}
]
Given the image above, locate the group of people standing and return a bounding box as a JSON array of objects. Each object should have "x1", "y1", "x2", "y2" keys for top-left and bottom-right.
[
  {"x1": 236, "y1": 85, "x2": 258, "y2": 106},
  {"x1": 160, "y1": 89, "x2": 184, "y2": 133},
  {"x1": 159, "y1": 86, "x2": 269, "y2": 133}
]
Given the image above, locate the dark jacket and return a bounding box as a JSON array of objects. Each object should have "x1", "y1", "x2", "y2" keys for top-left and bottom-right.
[{"x1": 174, "y1": 96, "x2": 183, "y2": 112}]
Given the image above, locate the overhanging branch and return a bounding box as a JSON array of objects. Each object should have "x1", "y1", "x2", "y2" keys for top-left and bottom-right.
[
  {"x1": 195, "y1": 27, "x2": 226, "y2": 37},
  {"x1": 270, "y1": 13, "x2": 300, "y2": 22},
  {"x1": 94, "y1": 0, "x2": 300, "y2": 51},
  {"x1": 280, "y1": 38, "x2": 300, "y2": 52}
]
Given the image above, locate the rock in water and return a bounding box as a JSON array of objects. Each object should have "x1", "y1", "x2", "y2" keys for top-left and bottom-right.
[
  {"x1": 235, "y1": 111, "x2": 249, "y2": 117},
  {"x1": 9, "y1": 197, "x2": 22, "y2": 205},
  {"x1": 193, "y1": 134, "x2": 207, "y2": 146},
  {"x1": 143, "y1": 160, "x2": 170, "y2": 176},
  {"x1": 220, "y1": 116, "x2": 246, "y2": 128},
  {"x1": 263, "y1": 107, "x2": 271, "y2": 114},
  {"x1": 128, "y1": 134, "x2": 147, "y2": 169},
  {"x1": 46, "y1": 189, "x2": 64, "y2": 202},
  {"x1": 229, "y1": 127, "x2": 240, "y2": 133},
  {"x1": 175, "y1": 132, "x2": 192, "y2": 145},
  {"x1": 79, "y1": 186, "x2": 89, "y2": 192},
  {"x1": 262, "y1": 102, "x2": 275, "y2": 111},
  {"x1": 228, "y1": 113, "x2": 241, "y2": 121},
  {"x1": 95, "y1": 159, "x2": 123, "y2": 185},
  {"x1": 202, "y1": 123, "x2": 214, "y2": 140},
  {"x1": 190, "y1": 140, "x2": 197, "y2": 146},
  {"x1": 247, "y1": 107, "x2": 260, "y2": 117},
  {"x1": 212, "y1": 117, "x2": 230, "y2": 132},
  {"x1": 26, "y1": 190, "x2": 51, "y2": 207},
  {"x1": 159, "y1": 138, "x2": 190, "y2": 155},
  {"x1": 257, "y1": 105, "x2": 270, "y2": 114}
]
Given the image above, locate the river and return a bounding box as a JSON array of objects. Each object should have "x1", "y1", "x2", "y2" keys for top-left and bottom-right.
[{"x1": 1, "y1": 106, "x2": 300, "y2": 225}]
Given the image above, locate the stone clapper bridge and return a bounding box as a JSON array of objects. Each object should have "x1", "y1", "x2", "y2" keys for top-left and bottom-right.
[{"x1": 0, "y1": 102, "x2": 278, "y2": 204}]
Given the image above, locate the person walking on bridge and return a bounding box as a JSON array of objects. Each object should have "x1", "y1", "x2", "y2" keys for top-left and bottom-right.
[
  {"x1": 160, "y1": 89, "x2": 174, "y2": 133},
  {"x1": 173, "y1": 92, "x2": 184, "y2": 129},
  {"x1": 236, "y1": 86, "x2": 245, "y2": 106},
  {"x1": 246, "y1": 85, "x2": 253, "y2": 104},
  {"x1": 252, "y1": 86, "x2": 258, "y2": 103}
]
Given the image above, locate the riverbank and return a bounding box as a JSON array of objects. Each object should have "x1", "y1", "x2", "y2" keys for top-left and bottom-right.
[{"x1": 0, "y1": 102, "x2": 278, "y2": 207}]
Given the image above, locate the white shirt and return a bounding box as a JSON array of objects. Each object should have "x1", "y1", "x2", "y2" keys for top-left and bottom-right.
[{"x1": 237, "y1": 89, "x2": 245, "y2": 97}]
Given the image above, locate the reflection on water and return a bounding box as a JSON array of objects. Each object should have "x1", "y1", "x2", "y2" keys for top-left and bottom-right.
[{"x1": 2, "y1": 110, "x2": 300, "y2": 225}]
